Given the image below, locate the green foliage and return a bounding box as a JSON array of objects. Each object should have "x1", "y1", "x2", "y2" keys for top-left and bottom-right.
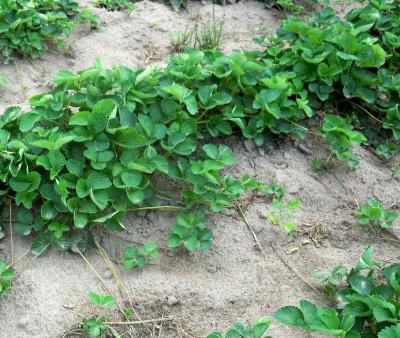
[
  {"x1": 82, "y1": 293, "x2": 119, "y2": 337},
  {"x1": 358, "y1": 199, "x2": 399, "y2": 230},
  {"x1": 266, "y1": 197, "x2": 301, "y2": 233},
  {"x1": 123, "y1": 242, "x2": 159, "y2": 269},
  {"x1": 82, "y1": 315, "x2": 108, "y2": 338},
  {"x1": 88, "y1": 292, "x2": 116, "y2": 309},
  {"x1": 0, "y1": 55, "x2": 270, "y2": 253},
  {"x1": 392, "y1": 167, "x2": 400, "y2": 175},
  {"x1": 94, "y1": 0, "x2": 136, "y2": 11},
  {"x1": 0, "y1": 0, "x2": 97, "y2": 62},
  {"x1": 254, "y1": 1, "x2": 400, "y2": 163},
  {"x1": 264, "y1": 0, "x2": 303, "y2": 13},
  {"x1": 0, "y1": 260, "x2": 14, "y2": 295},
  {"x1": 206, "y1": 317, "x2": 272, "y2": 338},
  {"x1": 1, "y1": 1, "x2": 400, "y2": 254},
  {"x1": 275, "y1": 246, "x2": 400, "y2": 337},
  {"x1": 167, "y1": 211, "x2": 213, "y2": 251}
]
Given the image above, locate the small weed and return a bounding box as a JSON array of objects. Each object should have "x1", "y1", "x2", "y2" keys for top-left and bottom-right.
[
  {"x1": 266, "y1": 197, "x2": 301, "y2": 233},
  {"x1": 94, "y1": 0, "x2": 136, "y2": 11},
  {"x1": 392, "y1": 167, "x2": 400, "y2": 175},
  {"x1": 195, "y1": 8, "x2": 223, "y2": 50},
  {"x1": 358, "y1": 199, "x2": 399, "y2": 230},
  {"x1": 170, "y1": 27, "x2": 195, "y2": 53}
]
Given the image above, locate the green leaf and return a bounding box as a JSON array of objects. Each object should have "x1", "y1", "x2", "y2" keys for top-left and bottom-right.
[
  {"x1": 88, "y1": 99, "x2": 116, "y2": 133},
  {"x1": 114, "y1": 128, "x2": 148, "y2": 149},
  {"x1": 274, "y1": 306, "x2": 307, "y2": 329},
  {"x1": 121, "y1": 171, "x2": 142, "y2": 188},
  {"x1": 88, "y1": 292, "x2": 116, "y2": 309},
  {"x1": 9, "y1": 172, "x2": 41, "y2": 192},
  {"x1": 87, "y1": 172, "x2": 112, "y2": 191},
  {"x1": 41, "y1": 201, "x2": 58, "y2": 220}
]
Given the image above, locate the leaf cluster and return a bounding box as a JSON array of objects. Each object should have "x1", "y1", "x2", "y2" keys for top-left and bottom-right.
[
  {"x1": 206, "y1": 317, "x2": 272, "y2": 338},
  {"x1": 358, "y1": 199, "x2": 399, "y2": 230},
  {"x1": 123, "y1": 242, "x2": 159, "y2": 269},
  {"x1": 0, "y1": 55, "x2": 271, "y2": 253},
  {"x1": 275, "y1": 247, "x2": 400, "y2": 337},
  {"x1": 0, "y1": 0, "x2": 97, "y2": 62}
]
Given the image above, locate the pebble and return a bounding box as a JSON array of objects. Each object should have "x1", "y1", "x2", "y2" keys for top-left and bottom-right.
[
  {"x1": 296, "y1": 143, "x2": 312, "y2": 155},
  {"x1": 17, "y1": 316, "x2": 29, "y2": 329},
  {"x1": 288, "y1": 184, "x2": 300, "y2": 194},
  {"x1": 274, "y1": 162, "x2": 288, "y2": 169},
  {"x1": 283, "y1": 152, "x2": 292, "y2": 160},
  {"x1": 252, "y1": 223, "x2": 264, "y2": 234},
  {"x1": 258, "y1": 147, "x2": 265, "y2": 156},
  {"x1": 103, "y1": 270, "x2": 113, "y2": 279},
  {"x1": 0, "y1": 243, "x2": 6, "y2": 250},
  {"x1": 257, "y1": 210, "x2": 267, "y2": 220},
  {"x1": 244, "y1": 139, "x2": 256, "y2": 152},
  {"x1": 166, "y1": 295, "x2": 179, "y2": 306}
]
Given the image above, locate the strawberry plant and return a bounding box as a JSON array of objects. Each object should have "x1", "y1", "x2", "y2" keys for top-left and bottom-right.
[
  {"x1": 266, "y1": 197, "x2": 301, "y2": 233},
  {"x1": 206, "y1": 317, "x2": 272, "y2": 338},
  {"x1": 0, "y1": 260, "x2": 14, "y2": 295},
  {"x1": 82, "y1": 292, "x2": 118, "y2": 338},
  {"x1": 358, "y1": 199, "x2": 399, "y2": 230},
  {"x1": 123, "y1": 242, "x2": 159, "y2": 269},
  {"x1": 275, "y1": 247, "x2": 400, "y2": 337},
  {"x1": 167, "y1": 211, "x2": 213, "y2": 251},
  {"x1": 0, "y1": 0, "x2": 97, "y2": 62}
]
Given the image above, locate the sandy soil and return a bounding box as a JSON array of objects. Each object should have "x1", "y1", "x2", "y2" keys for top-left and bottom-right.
[{"x1": 0, "y1": 1, "x2": 399, "y2": 338}]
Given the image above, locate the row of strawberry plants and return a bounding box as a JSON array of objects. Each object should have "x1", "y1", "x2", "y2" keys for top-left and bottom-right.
[{"x1": 0, "y1": 0, "x2": 399, "y2": 253}]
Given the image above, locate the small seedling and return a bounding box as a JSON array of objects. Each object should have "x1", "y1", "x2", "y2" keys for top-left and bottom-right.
[
  {"x1": 123, "y1": 242, "x2": 159, "y2": 269},
  {"x1": 167, "y1": 212, "x2": 213, "y2": 251},
  {"x1": 391, "y1": 167, "x2": 400, "y2": 175},
  {"x1": 82, "y1": 293, "x2": 119, "y2": 338},
  {"x1": 0, "y1": 260, "x2": 14, "y2": 295},
  {"x1": 311, "y1": 264, "x2": 347, "y2": 296},
  {"x1": 206, "y1": 317, "x2": 272, "y2": 338},
  {"x1": 266, "y1": 198, "x2": 301, "y2": 233},
  {"x1": 358, "y1": 199, "x2": 399, "y2": 230},
  {"x1": 376, "y1": 143, "x2": 398, "y2": 160}
]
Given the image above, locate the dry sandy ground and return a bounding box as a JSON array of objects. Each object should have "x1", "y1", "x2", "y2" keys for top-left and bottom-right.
[{"x1": 0, "y1": 1, "x2": 399, "y2": 338}]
